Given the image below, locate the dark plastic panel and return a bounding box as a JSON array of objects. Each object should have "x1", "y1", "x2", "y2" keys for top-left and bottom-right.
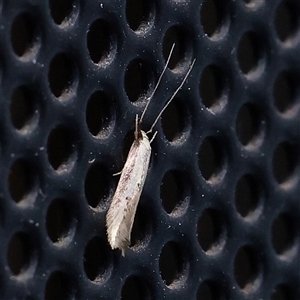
[{"x1": 0, "y1": 0, "x2": 299, "y2": 299}]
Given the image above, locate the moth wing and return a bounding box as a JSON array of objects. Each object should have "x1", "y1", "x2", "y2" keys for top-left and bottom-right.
[
  {"x1": 106, "y1": 134, "x2": 151, "y2": 256},
  {"x1": 116, "y1": 193, "x2": 141, "y2": 256}
]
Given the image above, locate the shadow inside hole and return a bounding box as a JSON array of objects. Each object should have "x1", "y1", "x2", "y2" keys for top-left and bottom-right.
[
  {"x1": 126, "y1": 0, "x2": 153, "y2": 32},
  {"x1": 45, "y1": 271, "x2": 75, "y2": 300},
  {"x1": 8, "y1": 159, "x2": 38, "y2": 204},
  {"x1": 200, "y1": 0, "x2": 228, "y2": 38},
  {"x1": 130, "y1": 205, "x2": 150, "y2": 249},
  {"x1": 48, "y1": 53, "x2": 76, "y2": 99},
  {"x1": 84, "y1": 164, "x2": 110, "y2": 209},
  {"x1": 234, "y1": 246, "x2": 260, "y2": 291},
  {"x1": 159, "y1": 241, "x2": 186, "y2": 286},
  {"x1": 87, "y1": 19, "x2": 114, "y2": 65},
  {"x1": 271, "y1": 213, "x2": 295, "y2": 255},
  {"x1": 124, "y1": 59, "x2": 154, "y2": 103},
  {"x1": 160, "y1": 170, "x2": 188, "y2": 214},
  {"x1": 10, "y1": 13, "x2": 38, "y2": 57},
  {"x1": 274, "y1": 1, "x2": 300, "y2": 42},
  {"x1": 163, "y1": 26, "x2": 191, "y2": 70},
  {"x1": 272, "y1": 142, "x2": 298, "y2": 184},
  {"x1": 7, "y1": 232, "x2": 34, "y2": 275},
  {"x1": 49, "y1": 0, "x2": 75, "y2": 25},
  {"x1": 46, "y1": 198, "x2": 74, "y2": 244},
  {"x1": 47, "y1": 125, "x2": 76, "y2": 172},
  {"x1": 84, "y1": 236, "x2": 110, "y2": 281},
  {"x1": 237, "y1": 32, "x2": 262, "y2": 75},
  {"x1": 236, "y1": 103, "x2": 262, "y2": 146},
  {"x1": 197, "y1": 208, "x2": 225, "y2": 253},
  {"x1": 122, "y1": 130, "x2": 135, "y2": 164},
  {"x1": 10, "y1": 86, "x2": 37, "y2": 131},
  {"x1": 235, "y1": 174, "x2": 261, "y2": 218},
  {"x1": 121, "y1": 276, "x2": 152, "y2": 300},
  {"x1": 198, "y1": 137, "x2": 226, "y2": 182},
  {"x1": 200, "y1": 65, "x2": 227, "y2": 110},
  {"x1": 161, "y1": 97, "x2": 189, "y2": 142},
  {"x1": 273, "y1": 71, "x2": 299, "y2": 113},
  {"x1": 86, "y1": 90, "x2": 114, "y2": 137}
]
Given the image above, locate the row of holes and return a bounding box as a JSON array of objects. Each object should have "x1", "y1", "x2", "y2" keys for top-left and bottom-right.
[
  {"x1": 200, "y1": 66, "x2": 300, "y2": 115},
  {"x1": 8, "y1": 133, "x2": 299, "y2": 209},
  {"x1": 201, "y1": 0, "x2": 300, "y2": 42},
  {"x1": 53, "y1": 0, "x2": 300, "y2": 50},
  {"x1": 7, "y1": 216, "x2": 298, "y2": 298},
  {"x1": 3, "y1": 267, "x2": 294, "y2": 299},
  {"x1": 16, "y1": 0, "x2": 300, "y2": 44},
  {"x1": 8, "y1": 159, "x2": 298, "y2": 249},
  {"x1": 9, "y1": 65, "x2": 299, "y2": 142},
  {"x1": 43, "y1": 272, "x2": 300, "y2": 299},
  {"x1": 10, "y1": 4, "x2": 300, "y2": 87},
  {"x1": 7, "y1": 201, "x2": 298, "y2": 262},
  {"x1": 10, "y1": 0, "x2": 300, "y2": 49},
  {"x1": 10, "y1": 21, "x2": 300, "y2": 106},
  {"x1": 11, "y1": 13, "x2": 193, "y2": 68}
]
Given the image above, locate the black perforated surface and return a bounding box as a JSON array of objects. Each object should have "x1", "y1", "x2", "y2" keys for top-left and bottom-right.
[{"x1": 0, "y1": 0, "x2": 300, "y2": 299}]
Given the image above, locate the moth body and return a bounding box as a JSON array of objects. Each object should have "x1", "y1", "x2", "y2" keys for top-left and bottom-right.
[{"x1": 106, "y1": 130, "x2": 151, "y2": 256}]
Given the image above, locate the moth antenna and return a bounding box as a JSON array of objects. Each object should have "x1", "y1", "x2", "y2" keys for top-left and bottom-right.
[
  {"x1": 147, "y1": 58, "x2": 196, "y2": 135},
  {"x1": 139, "y1": 43, "x2": 176, "y2": 124}
]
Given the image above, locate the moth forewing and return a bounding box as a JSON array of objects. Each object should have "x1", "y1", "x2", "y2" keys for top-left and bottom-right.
[{"x1": 106, "y1": 130, "x2": 151, "y2": 256}]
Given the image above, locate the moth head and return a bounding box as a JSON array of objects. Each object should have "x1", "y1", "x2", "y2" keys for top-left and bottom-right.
[{"x1": 140, "y1": 130, "x2": 149, "y2": 141}]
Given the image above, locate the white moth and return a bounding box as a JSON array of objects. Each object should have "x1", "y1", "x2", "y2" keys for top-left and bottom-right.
[{"x1": 106, "y1": 45, "x2": 196, "y2": 256}]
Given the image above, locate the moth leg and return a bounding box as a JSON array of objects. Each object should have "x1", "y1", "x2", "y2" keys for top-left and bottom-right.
[
  {"x1": 149, "y1": 131, "x2": 158, "y2": 144},
  {"x1": 113, "y1": 169, "x2": 123, "y2": 176}
]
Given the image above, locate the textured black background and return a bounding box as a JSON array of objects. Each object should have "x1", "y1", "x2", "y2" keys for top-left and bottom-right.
[{"x1": 0, "y1": 0, "x2": 299, "y2": 299}]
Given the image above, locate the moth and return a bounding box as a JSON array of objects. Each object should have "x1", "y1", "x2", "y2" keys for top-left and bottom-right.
[{"x1": 106, "y1": 44, "x2": 196, "y2": 256}]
